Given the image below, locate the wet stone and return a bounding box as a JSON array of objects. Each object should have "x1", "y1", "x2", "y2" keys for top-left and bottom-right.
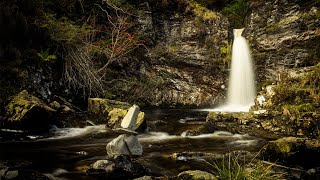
[
  {"x1": 5, "y1": 170, "x2": 19, "y2": 179},
  {"x1": 177, "y1": 170, "x2": 218, "y2": 180},
  {"x1": 87, "y1": 155, "x2": 149, "y2": 179}
]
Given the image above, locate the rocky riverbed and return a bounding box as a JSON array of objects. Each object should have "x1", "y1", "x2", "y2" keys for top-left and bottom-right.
[{"x1": 0, "y1": 94, "x2": 319, "y2": 179}]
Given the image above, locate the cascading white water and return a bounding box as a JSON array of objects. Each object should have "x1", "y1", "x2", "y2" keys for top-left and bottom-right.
[
  {"x1": 208, "y1": 29, "x2": 255, "y2": 112},
  {"x1": 226, "y1": 28, "x2": 255, "y2": 111}
]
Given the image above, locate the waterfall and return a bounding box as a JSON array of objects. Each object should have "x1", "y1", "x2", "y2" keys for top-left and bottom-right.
[{"x1": 209, "y1": 29, "x2": 256, "y2": 112}]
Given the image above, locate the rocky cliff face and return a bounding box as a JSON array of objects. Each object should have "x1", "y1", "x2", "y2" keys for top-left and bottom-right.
[
  {"x1": 138, "y1": 0, "x2": 319, "y2": 106},
  {"x1": 1, "y1": 0, "x2": 318, "y2": 109},
  {"x1": 139, "y1": 1, "x2": 230, "y2": 106},
  {"x1": 247, "y1": 0, "x2": 320, "y2": 81}
]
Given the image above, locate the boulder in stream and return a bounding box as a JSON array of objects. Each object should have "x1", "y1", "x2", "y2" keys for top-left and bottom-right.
[
  {"x1": 107, "y1": 108, "x2": 146, "y2": 133},
  {"x1": 87, "y1": 155, "x2": 149, "y2": 179},
  {"x1": 262, "y1": 137, "x2": 320, "y2": 168},
  {"x1": 177, "y1": 170, "x2": 218, "y2": 180},
  {"x1": 2, "y1": 90, "x2": 56, "y2": 132},
  {"x1": 88, "y1": 98, "x2": 130, "y2": 116},
  {"x1": 106, "y1": 134, "x2": 143, "y2": 158}
]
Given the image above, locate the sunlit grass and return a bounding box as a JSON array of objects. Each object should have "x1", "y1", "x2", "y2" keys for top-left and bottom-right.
[{"x1": 206, "y1": 153, "x2": 285, "y2": 180}]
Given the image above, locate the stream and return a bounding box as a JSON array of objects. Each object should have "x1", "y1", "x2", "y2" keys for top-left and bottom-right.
[{"x1": 0, "y1": 109, "x2": 267, "y2": 179}]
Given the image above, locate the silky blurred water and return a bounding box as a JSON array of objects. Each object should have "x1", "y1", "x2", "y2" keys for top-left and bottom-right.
[{"x1": 0, "y1": 109, "x2": 265, "y2": 179}]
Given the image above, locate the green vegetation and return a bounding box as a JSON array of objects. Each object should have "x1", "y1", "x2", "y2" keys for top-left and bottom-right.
[
  {"x1": 207, "y1": 154, "x2": 283, "y2": 180},
  {"x1": 30, "y1": 1, "x2": 145, "y2": 97},
  {"x1": 37, "y1": 49, "x2": 57, "y2": 61},
  {"x1": 271, "y1": 64, "x2": 320, "y2": 120},
  {"x1": 211, "y1": 155, "x2": 246, "y2": 179},
  {"x1": 188, "y1": 0, "x2": 219, "y2": 20},
  {"x1": 222, "y1": 0, "x2": 250, "y2": 28},
  {"x1": 36, "y1": 13, "x2": 93, "y2": 45},
  {"x1": 220, "y1": 41, "x2": 232, "y2": 68}
]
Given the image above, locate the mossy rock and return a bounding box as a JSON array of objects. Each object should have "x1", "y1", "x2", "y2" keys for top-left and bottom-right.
[
  {"x1": 177, "y1": 170, "x2": 218, "y2": 180},
  {"x1": 88, "y1": 98, "x2": 131, "y2": 115},
  {"x1": 88, "y1": 98, "x2": 131, "y2": 123},
  {"x1": 262, "y1": 137, "x2": 320, "y2": 167},
  {"x1": 3, "y1": 90, "x2": 56, "y2": 132},
  {"x1": 206, "y1": 112, "x2": 254, "y2": 124},
  {"x1": 49, "y1": 101, "x2": 61, "y2": 110},
  {"x1": 206, "y1": 112, "x2": 235, "y2": 121},
  {"x1": 107, "y1": 108, "x2": 146, "y2": 133},
  {"x1": 52, "y1": 95, "x2": 79, "y2": 111},
  {"x1": 262, "y1": 137, "x2": 303, "y2": 162}
]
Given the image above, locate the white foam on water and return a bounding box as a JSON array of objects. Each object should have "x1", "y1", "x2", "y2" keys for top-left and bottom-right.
[
  {"x1": 138, "y1": 131, "x2": 251, "y2": 143},
  {"x1": 228, "y1": 139, "x2": 258, "y2": 146},
  {"x1": 46, "y1": 125, "x2": 107, "y2": 140},
  {"x1": 27, "y1": 135, "x2": 43, "y2": 139},
  {"x1": 138, "y1": 132, "x2": 178, "y2": 142},
  {"x1": 0, "y1": 129, "x2": 25, "y2": 133},
  {"x1": 178, "y1": 117, "x2": 198, "y2": 123}
]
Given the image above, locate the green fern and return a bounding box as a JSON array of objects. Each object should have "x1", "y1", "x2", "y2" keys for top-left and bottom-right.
[{"x1": 37, "y1": 49, "x2": 57, "y2": 61}]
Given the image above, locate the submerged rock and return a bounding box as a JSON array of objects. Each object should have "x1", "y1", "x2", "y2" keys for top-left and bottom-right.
[
  {"x1": 87, "y1": 155, "x2": 149, "y2": 179},
  {"x1": 170, "y1": 152, "x2": 224, "y2": 162},
  {"x1": 0, "y1": 160, "x2": 48, "y2": 180},
  {"x1": 2, "y1": 90, "x2": 56, "y2": 132},
  {"x1": 177, "y1": 170, "x2": 217, "y2": 180}
]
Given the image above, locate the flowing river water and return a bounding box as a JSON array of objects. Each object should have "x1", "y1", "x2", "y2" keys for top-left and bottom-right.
[{"x1": 0, "y1": 109, "x2": 267, "y2": 179}]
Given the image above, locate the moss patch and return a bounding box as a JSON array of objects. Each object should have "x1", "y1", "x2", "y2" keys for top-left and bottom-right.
[
  {"x1": 5, "y1": 90, "x2": 55, "y2": 122},
  {"x1": 271, "y1": 64, "x2": 320, "y2": 120}
]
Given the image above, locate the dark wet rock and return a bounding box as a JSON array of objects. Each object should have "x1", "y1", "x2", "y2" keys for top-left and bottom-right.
[
  {"x1": 188, "y1": 112, "x2": 265, "y2": 138},
  {"x1": 0, "y1": 160, "x2": 48, "y2": 180},
  {"x1": 49, "y1": 101, "x2": 60, "y2": 110},
  {"x1": 133, "y1": 176, "x2": 154, "y2": 180},
  {"x1": 87, "y1": 155, "x2": 149, "y2": 179},
  {"x1": 0, "y1": 168, "x2": 9, "y2": 178},
  {"x1": 181, "y1": 120, "x2": 217, "y2": 136},
  {"x1": 177, "y1": 170, "x2": 217, "y2": 180},
  {"x1": 2, "y1": 90, "x2": 56, "y2": 132},
  {"x1": 52, "y1": 95, "x2": 80, "y2": 112},
  {"x1": 170, "y1": 152, "x2": 223, "y2": 162},
  {"x1": 262, "y1": 137, "x2": 320, "y2": 168},
  {"x1": 59, "y1": 104, "x2": 75, "y2": 114},
  {"x1": 301, "y1": 167, "x2": 320, "y2": 180},
  {"x1": 0, "y1": 160, "x2": 32, "y2": 170},
  {"x1": 15, "y1": 170, "x2": 49, "y2": 180},
  {"x1": 4, "y1": 170, "x2": 18, "y2": 179},
  {"x1": 134, "y1": 176, "x2": 167, "y2": 180},
  {"x1": 204, "y1": 110, "x2": 319, "y2": 139},
  {"x1": 148, "y1": 120, "x2": 174, "y2": 133},
  {"x1": 52, "y1": 112, "x2": 89, "y2": 128}
]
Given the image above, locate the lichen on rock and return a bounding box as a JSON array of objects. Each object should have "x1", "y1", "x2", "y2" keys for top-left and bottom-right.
[
  {"x1": 3, "y1": 90, "x2": 56, "y2": 132},
  {"x1": 177, "y1": 170, "x2": 218, "y2": 180}
]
